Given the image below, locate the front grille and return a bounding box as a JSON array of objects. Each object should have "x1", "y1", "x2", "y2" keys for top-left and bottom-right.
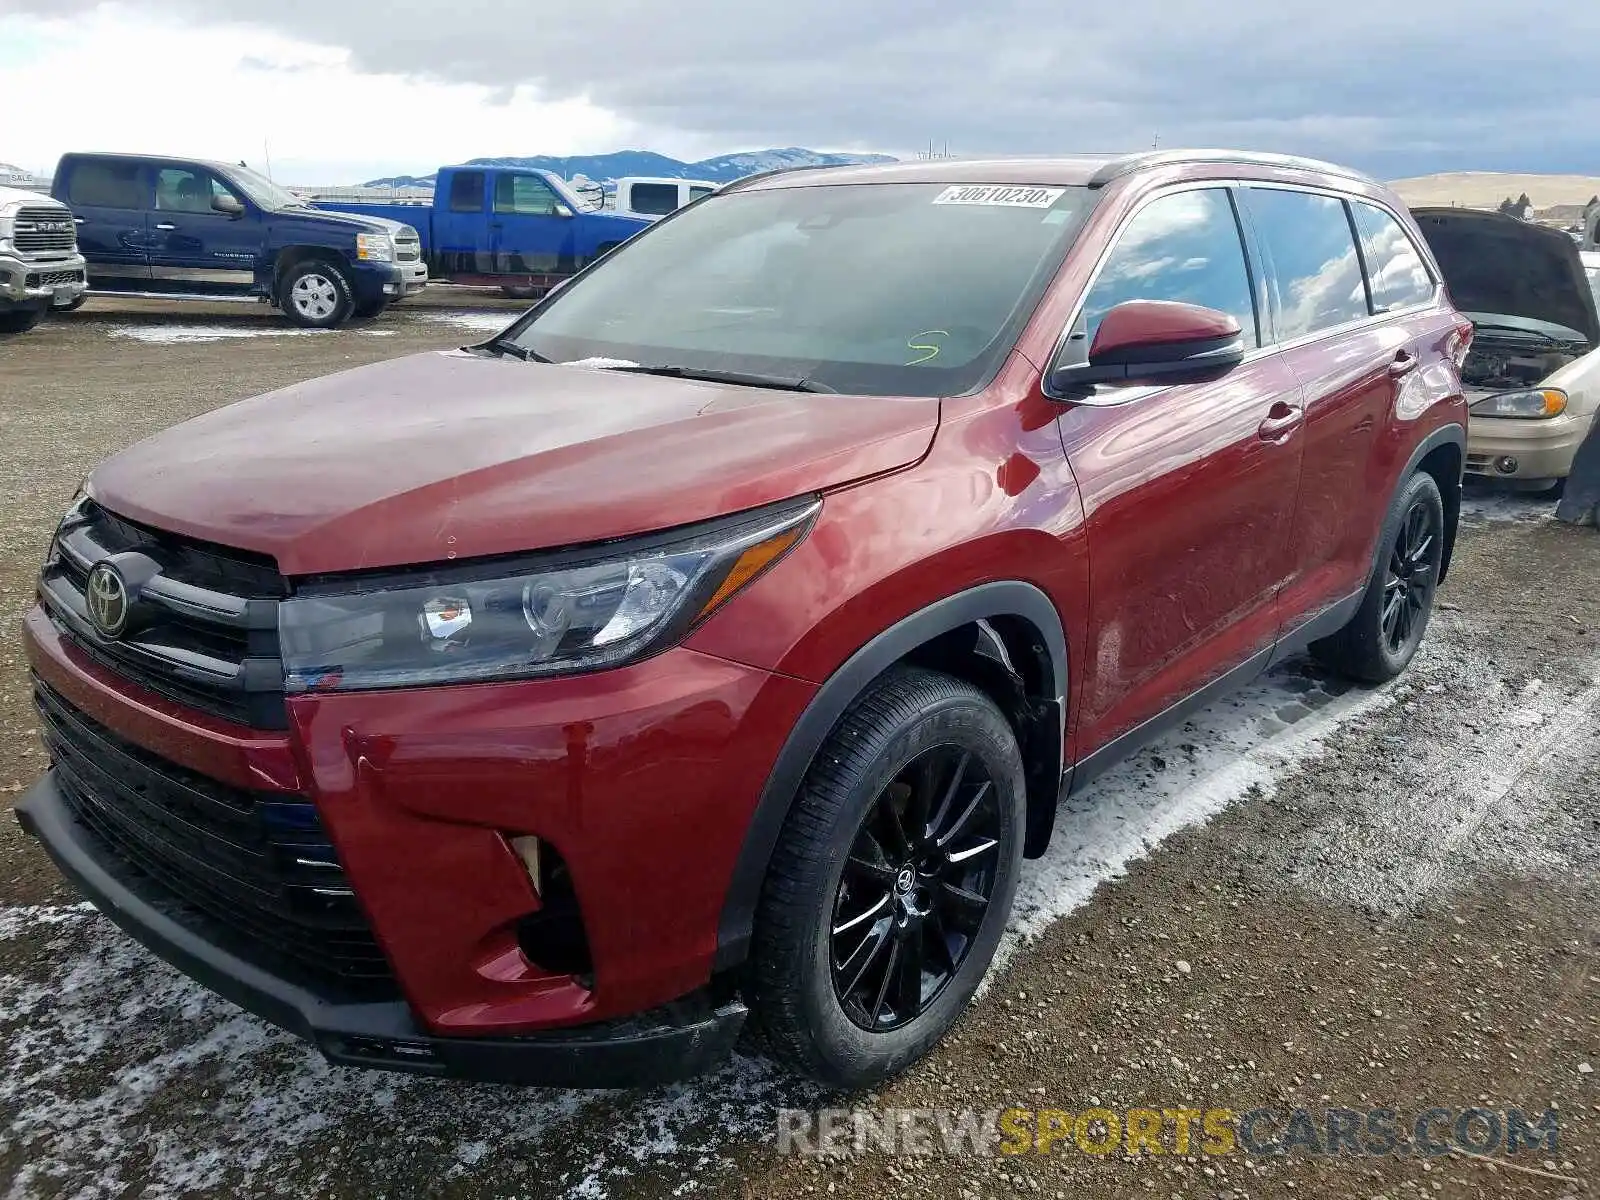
[
  {"x1": 38, "y1": 498, "x2": 289, "y2": 729},
  {"x1": 26, "y1": 268, "x2": 84, "y2": 287},
  {"x1": 35, "y1": 680, "x2": 397, "y2": 997},
  {"x1": 13, "y1": 205, "x2": 78, "y2": 254}
]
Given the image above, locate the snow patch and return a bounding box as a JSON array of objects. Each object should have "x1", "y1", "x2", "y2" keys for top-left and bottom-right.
[
  {"x1": 107, "y1": 325, "x2": 399, "y2": 345},
  {"x1": 414, "y1": 310, "x2": 515, "y2": 335}
]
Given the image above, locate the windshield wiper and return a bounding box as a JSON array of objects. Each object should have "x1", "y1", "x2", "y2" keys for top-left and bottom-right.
[
  {"x1": 604, "y1": 364, "x2": 835, "y2": 392},
  {"x1": 1469, "y1": 321, "x2": 1581, "y2": 347},
  {"x1": 483, "y1": 338, "x2": 550, "y2": 363}
]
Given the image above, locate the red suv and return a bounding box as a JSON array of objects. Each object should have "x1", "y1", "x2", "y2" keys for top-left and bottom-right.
[{"x1": 18, "y1": 151, "x2": 1468, "y2": 1089}]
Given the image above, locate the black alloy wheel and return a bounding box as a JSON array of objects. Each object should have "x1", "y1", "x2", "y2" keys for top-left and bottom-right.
[
  {"x1": 830, "y1": 746, "x2": 1002, "y2": 1032},
  {"x1": 1381, "y1": 498, "x2": 1439, "y2": 656}
]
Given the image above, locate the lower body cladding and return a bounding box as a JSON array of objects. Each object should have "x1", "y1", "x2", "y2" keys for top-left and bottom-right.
[
  {"x1": 1466, "y1": 409, "x2": 1598, "y2": 484},
  {"x1": 17, "y1": 608, "x2": 816, "y2": 1086},
  {"x1": 0, "y1": 252, "x2": 87, "y2": 312}
]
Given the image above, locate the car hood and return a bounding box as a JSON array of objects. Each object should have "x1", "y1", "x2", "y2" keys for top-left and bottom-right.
[
  {"x1": 87, "y1": 350, "x2": 939, "y2": 576},
  {"x1": 1411, "y1": 207, "x2": 1600, "y2": 346},
  {"x1": 295, "y1": 206, "x2": 412, "y2": 237}
]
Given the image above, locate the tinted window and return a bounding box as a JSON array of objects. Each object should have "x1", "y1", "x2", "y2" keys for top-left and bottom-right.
[
  {"x1": 1351, "y1": 202, "x2": 1433, "y2": 312},
  {"x1": 67, "y1": 160, "x2": 146, "y2": 209},
  {"x1": 155, "y1": 168, "x2": 238, "y2": 214},
  {"x1": 509, "y1": 182, "x2": 1096, "y2": 397},
  {"x1": 448, "y1": 171, "x2": 485, "y2": 213},
  {"x1": 1079, "y1": 188, "x2": 1258, "y2": 348},
  {"x1": 1246, "y1": 188, "x2": 1368, "y2": 338},
  {"x1": 493, "y1": 174, "x2": 561, "y2": 215},
  {"x1": 689, "y1": 186, "x2": 716, "y2": 201},
  {"x1": 630, "y1": 183, "x2": 681, "y2": 215}
]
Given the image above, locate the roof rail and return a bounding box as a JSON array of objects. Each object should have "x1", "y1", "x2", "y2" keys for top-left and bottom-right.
[
  {"x1": 1087, "y1": 149, "x2": 1378, "y2": 189},
  {"x1": 717, "y1": 162, "x2": 852, "y2": 194}
]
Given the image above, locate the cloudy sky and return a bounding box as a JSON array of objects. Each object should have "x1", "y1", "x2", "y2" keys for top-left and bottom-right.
[{"x1": 2, "y1": 0, "x2": 1596, "y2": 185}]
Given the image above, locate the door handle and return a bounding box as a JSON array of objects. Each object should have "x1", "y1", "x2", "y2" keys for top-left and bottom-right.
[
  {"x1": 1389, "y1": 350, "x2": 1419, "y2": 376},
  {"x1": 1258, "y1": 402, "x2": 1304, "y2": 442},
  {"x1": 154, "y1": 222, "x2": 177, "y2": 231}
]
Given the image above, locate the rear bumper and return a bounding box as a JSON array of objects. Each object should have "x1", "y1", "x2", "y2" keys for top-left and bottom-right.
[{"x1": 15, "y1": 771, "x2": 747, "y2": 1087}]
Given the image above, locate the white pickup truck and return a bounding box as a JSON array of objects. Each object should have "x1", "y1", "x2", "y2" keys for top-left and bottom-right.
[
  {"x1": 0, "y1": 185, "x2": 87, "y2": 333},
  {"x1": 609, "y1": 177, "x2": 720, "y2": 219}
]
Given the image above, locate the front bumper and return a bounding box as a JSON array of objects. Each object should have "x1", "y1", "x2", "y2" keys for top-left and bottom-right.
[
  {"x1": 374, "y1": 259, "x2": 428, "y2": 299},
  {"x1": 1466, "y1": 407, "x2": 1597, "y2": 481},
  {"x1": 0, "y1": 250, "x2": 87, "y2": 310},
  {"x1": 15, "y1": 772, "x2": 746, "y2": 1087},
  {"x1": 20, "y1": 604, "x2": 813, "y2": 1084}
]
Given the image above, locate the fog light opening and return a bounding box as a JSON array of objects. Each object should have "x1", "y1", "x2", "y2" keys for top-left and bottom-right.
[
  {"x1": 1495, "y1": 456, "x2": 1519, "y2": 475},
  {"x1": 515, "y1": 844, "x2": 594, "y2": 981}
]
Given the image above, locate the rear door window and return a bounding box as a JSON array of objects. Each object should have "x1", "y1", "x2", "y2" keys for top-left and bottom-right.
[
  {"x1": 1078, "y1": 187, "x2": 1260, "y2": 348},
  {"x1": 448, "y1": 171, "x2": 485, "y2": 213},
  {"x1": 1350, "y1": 202, "x2": 1434, "y2": 312},
  {"x1": 67, "y1": 160, "x2": 148, "y2": 209},
  {"x1": 1244, "y1": 188, "x2": 1369, "y2": 339}
]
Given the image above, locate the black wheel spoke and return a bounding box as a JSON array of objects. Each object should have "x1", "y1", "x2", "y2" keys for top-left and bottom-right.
[
  {"x1": 844, "y1": 854, "x2": 897, "y2": 888},
  {"x1": 945, "y1": 835, "x2": 1000, "y2": 866},
  {"x1": 939, "y1": 879, "x2": 990, "y2": 912},
  {"x1": 878, "y1": 790, "x2": 914, "y2": 860},
  {"x1": 833, "y1": 893, "x2": 891, "y2": 936},
  {"x1": 837, "y1": 922, "x2": 892, "y2": 999},
  {"x1": 926, "y1": 905, "x2": 960, "y2": 974},
  {"x1": 925, "y1": 750, "x2": 970, "y2": 843},
  {"x1": 868, "y1": 939, "x2": 902, "y2": 1025},
  {"x1": 935, "y1": 780, "x2": 992, "y2": 849},
  {"x1": 893, "y1": 926, "x2": 926, "y2": 1017}
]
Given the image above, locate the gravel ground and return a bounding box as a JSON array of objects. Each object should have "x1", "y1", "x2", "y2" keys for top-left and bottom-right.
[{"x1": 0, "y1": 299, "x2": 1596, "y2": 1199}]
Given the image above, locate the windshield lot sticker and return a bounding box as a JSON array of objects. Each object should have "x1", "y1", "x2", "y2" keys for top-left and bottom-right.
[{"x1": 933, "y1": 185, "x2": 1065, "y2": 208}]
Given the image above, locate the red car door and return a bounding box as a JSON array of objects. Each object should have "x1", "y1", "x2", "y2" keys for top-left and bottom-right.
[
  {"x1": 1239, "y1": 187, "x2": 1449, "y2": 637},
  {"x1": 1052, "y1": 186, "x2": 1306, "y2": 760}
]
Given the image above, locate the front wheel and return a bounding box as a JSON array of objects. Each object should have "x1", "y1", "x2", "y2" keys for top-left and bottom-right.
[
  {"x1": 278, "y1": 260, "x2": 354, "y2": 328},
  {"x1": 748, "y1": 667, "x2": 1026, "y2": 1087},
  {"x1": 0, "y1": 308, "x2": 43, "y2": 334},
  {"x1": 1312, "y1": 470, "x2": 1445, "y2": 682}
]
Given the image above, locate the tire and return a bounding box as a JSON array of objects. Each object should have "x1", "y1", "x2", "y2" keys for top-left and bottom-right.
[
  {"x1": 747, "y1": 666, "x2": 1026, "y2": 1088},
  {"x1": 278, "y1": 259, "x2": 354, "y2": 328},
  {"x1": 501, "y1": 284, "x2": 542, "y2": 301},
  {"x1": 0, "y1": 308, "x2": 43, "y2": 334},
  {"x1": 1311, "y1": 470, "x2": 1446, "y2": 683},
  {"x1": 352, "y1": 296, "x2": 388, "y2": 320}
]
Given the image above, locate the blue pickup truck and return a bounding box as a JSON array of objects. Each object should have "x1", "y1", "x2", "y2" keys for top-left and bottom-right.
[
  {"x1": 314, "y1": 165, "x2": 652, "y2": 298},
  {"x1": 53, "y1": 152, "x2": 428, "y2": 328}
]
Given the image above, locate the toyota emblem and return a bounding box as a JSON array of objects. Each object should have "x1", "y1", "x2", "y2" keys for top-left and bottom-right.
[{"x1": 85, "y1": 562, "x2": 129, "y2": 637}]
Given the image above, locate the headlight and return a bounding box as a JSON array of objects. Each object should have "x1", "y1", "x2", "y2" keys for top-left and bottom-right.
[
  {"x1": 355, "y1": 232, "x2": 394, "y2": 262},
  {"x1": 279, "y1": 499, "x2": 818, "y2": 692},
  {"x1": 1470, "y1": 387, "x2": 1568, "y2": 419}
]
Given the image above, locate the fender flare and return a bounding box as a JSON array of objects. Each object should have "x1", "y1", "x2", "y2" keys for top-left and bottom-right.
[
  {"x1": 1375, "y1": 423, "x2": 1465, "y2": 583},
  {"x1": 713, "y1": 580, "x2": 1068, "y2": 972}
]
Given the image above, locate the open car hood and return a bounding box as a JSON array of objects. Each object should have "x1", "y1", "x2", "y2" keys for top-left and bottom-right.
[{"x1": 1411, "y1": 207, "x2": 1600, "y2": 346}]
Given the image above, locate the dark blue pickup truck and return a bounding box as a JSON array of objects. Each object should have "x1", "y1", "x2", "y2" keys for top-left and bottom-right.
[
  {"x1": 314, "y1": 165, "x2": 651, "y2": 298},
  {"x1": 54, "y1": 152, "x2": 428, "y2": 327}
]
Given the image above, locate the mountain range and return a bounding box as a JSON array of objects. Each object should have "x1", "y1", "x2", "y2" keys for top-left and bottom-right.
[{"x1": 362, "y1": 147, "x2": 896, "y2": 189}]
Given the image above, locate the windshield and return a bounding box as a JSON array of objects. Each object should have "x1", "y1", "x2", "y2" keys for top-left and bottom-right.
[
  {"x1": 503, "y1": 182, "x2": 1096, "y2": 396},
  {"x1": 1588, "y1": 264, "x2": 1600, "y2": 313},
  {"x1": 225, "y1": 165, "x2": 308, "y2": 212}
]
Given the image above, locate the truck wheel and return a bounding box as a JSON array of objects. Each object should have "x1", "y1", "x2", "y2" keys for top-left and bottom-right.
[
  {"x1": 0, "y1": 309, "x2": 44, "y2": 334},
  {"x1": 747, "y1": 667, "x2": 1025, "y2": 1088},
  {"x1": 501, "y1": 284, "x2": 541, "y2": 301},
  {"x1": 1311, "y1": 470, "x2": 1445, "y2": 683},
  {"x1": 279, "y1": 260, "x2": 354, "y2": 328}
]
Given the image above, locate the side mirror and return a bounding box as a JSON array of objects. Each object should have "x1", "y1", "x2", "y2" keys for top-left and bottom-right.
[
  {"x1": 554, "y1": 203, "x2": 574, "y2": 218},
  {"x1": 1050, "y1": 299, "x2": 1246, "y2": 392},
  {"x1": 213, "y1": 194, "x2": 245, "y2": 218}
]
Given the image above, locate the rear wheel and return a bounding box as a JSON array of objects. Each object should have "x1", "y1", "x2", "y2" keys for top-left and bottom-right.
[
  {"x1": 0, "y1": 308, "x2": 43, "y2": 334},
  {"x1": 278, "y1": 260, "x2": 354, "y2": 328},
  {"x1": 747, "y1": 667, "x2": 1025, "y2": 1087},
  {"x1": 1312, "y1": 470, "x2": 1445, "y2": 682},
  {"x1": 500, "y1": 284, "x2": 542, "y2": 301}
]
